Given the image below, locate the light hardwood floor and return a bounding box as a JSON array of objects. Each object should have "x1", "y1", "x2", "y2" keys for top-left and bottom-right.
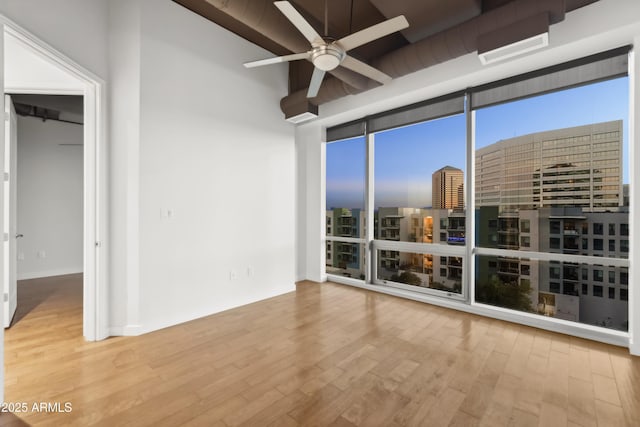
[{"x1": 1, "y1": 275, "x2": 639, "y2": 426}]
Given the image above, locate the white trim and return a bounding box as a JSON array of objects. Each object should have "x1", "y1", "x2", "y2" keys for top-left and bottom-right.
[
  {"x1": 466, "y1": 99, "x2": 476, "y2": 304},
  {"x1": 373, "y1": 239, "x2": 466, "y2": 257},
  {"x1": 317, "y1": 135, "x2": 326, "y2": 283},
  {"x1": 329, "y1": 278, "x2": 629, "y2": 348},
  {"x1": 365, "y1": 131, "x2": 374, "y2": 283},
  {"x1": 629, "y1": 43, "x2": 639, "y2": 355},
  {"x1": 3, "y1": 87, "x2": 83, "y2": 95},
  {"x1": 0, "y1": 16, "x2": 108, "y2": 342},
  {"x1": 325, "y1": 236, "x2": 366, "y2": 244},
  {"x1": 17, "y1": 269, "x2": 83, "y2": 281},
  {"x1": 0, "y1": 29, "x2": 5, "y2": 405},
  {"x1": 475, "y1": 247, "x2": 631, "y2": 267},
  {"x1": 326, "y1": 274, "x2": 366, "y2": 288},
  {"x1": 120, "y1": 285, "x2": 294, "y2": 336},
  {"x1": 109, "y1": 325, "x2": 143, "y2": 337},
  {"x1": 376, "y1": 278, "x2": 466, "y2": 301}
]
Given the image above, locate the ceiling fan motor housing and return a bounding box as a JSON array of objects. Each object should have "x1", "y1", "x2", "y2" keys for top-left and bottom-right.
[{"x1": 311, "y1": 44, "x2": 345, "y2": 71}]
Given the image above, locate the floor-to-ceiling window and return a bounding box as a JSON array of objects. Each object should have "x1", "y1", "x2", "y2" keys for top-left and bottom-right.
[
  {"x1": 473, "y1": 54, "x2": 630, "y2": 331},
  {"x1": 325, "y1": 134, "x2": 367, "y2": 280},
  {"x1": 372, "y1": 110, "x2": 466, "y2": 297},
  {"x1": 324, "y1": 46, "x2": 631, "y2": 336}
]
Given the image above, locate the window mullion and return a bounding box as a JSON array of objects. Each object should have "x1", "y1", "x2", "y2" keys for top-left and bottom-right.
[
  {"x1": 365, "y1": 128, "x2": 375, "y2": 284},
  {"x1": 466, "y1": 94, "x2": 476, "y2": 304}
]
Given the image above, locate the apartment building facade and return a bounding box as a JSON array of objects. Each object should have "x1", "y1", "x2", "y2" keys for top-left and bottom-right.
[{"x1": 476, "y1": 121, "x2": 628, "y2": 330}]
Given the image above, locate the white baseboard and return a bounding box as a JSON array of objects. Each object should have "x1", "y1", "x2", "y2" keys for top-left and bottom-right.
[
  {"x1": 111, "y1": 285, "x2": 296, "y2": 337},
  {"x1": 18, "y1": 268, "x2": 83, "y2": 281},
  {"x1": 110, "y1": 325, "x2": 143, "y2": 336}
]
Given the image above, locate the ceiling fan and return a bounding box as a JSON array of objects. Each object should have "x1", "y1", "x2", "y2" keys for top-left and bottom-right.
[{"x1": 243, "y1": 1, "x2": 409, "y2": 98}]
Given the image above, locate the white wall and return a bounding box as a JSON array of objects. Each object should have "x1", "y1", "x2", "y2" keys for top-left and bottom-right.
[
  {"x1": 296, "y1": 124, "x2": 324, "y2": 283},
  {"x1": 133, "y1": 0, "x2": 295, "y2": 333},
  {"x1": 16, "y1": 115, "x2": 83, "y2": 279},
  {"x1": 108, "y1": 0, "x2": 297, "y2": 333},
  {"x1": 0, "y1": 0, "x2": 108, "y2": 78},
  {"x1": 2, "y1": 0, "x2": 296, "y2": 335},
  {"x1": 108, "y1": 0, "x2": 142, "y2": 334}
]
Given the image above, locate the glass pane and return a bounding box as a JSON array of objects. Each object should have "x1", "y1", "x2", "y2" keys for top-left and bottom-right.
[
  {"x1": 374, "y1": 115, "x2": 466, "y2": 244},
  {"x1": 377, "y1": 250, "x2": 462, "y2": 294},
  {"x1": 326, "y1": 242, "x2": 366, "y2": 280},
  {"x1": 474, "y1": 77, "x2": 629, "y2": 331},
  {"x1": 476, "y1": 207, "x2": 629, "y2": 259},
  {"x1": 475, "y1": 77, "x2": 629, "y2": 260},
  {"x1": 475, "y1": 255, "x2": 628, "y2": 331},
  {"x1": 326, "y1": 136, "x2": 366, "y2": 213}
]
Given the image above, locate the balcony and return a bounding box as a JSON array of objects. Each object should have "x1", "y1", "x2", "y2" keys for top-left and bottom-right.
[
  {"x1": 497, "y1": 268, "x2": 519, "y2": 276},
  {"x1": 339, "y1": 226, "x2": 354, "y2": 235},
  {"x1": 381, "y1": 232, "x2": 400, "y2": 241},
  {"x1": 381, "y1": 223, "x2": 400, "y2": 229},
  {"x1": 339, "y1": 217, "x2": 355, "y2": 226},
  {"x1": 563, "y1": 229, "x2": 579, "y2": 235},
  {"x1": 380, "y1": 251, "x2": 399, "y2": 260},
  {"x1": 448, "y1": 258, "x2": 463, "y2": 268},
  {"x1": 338, "y1": 245, "x2": 357, "y2": 255}
]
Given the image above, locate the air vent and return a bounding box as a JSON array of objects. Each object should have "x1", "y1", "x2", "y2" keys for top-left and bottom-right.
[
  {"x1": 285, "y1": 101, "x2": 318, "y2": 124},
  {"x1": 477, "y1": 12, "x2": 550, "y2": 65},
  {"x1": 479, "y1": 32, "x2": 549, "y2": 65},
  {"x1": 286, "y1": 111, "x2": 318, "y2": 124}
]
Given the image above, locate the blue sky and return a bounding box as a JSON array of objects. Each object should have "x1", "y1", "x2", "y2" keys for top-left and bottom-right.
[{"x1": 326, "y1": 77, "x2": 629, "y2": 209}]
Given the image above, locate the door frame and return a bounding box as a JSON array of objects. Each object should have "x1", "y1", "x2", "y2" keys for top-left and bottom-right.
[
  {"x1": 4, "y1": 94, "x2": 17, "y2": 328},
  {"x1": 0, "y1": 16, "x2": 108, "y2": 341}
]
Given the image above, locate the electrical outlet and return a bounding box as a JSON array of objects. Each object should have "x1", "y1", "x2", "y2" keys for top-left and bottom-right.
[
  {"x1": 38, "y1": 250, "x2": 46, "y2": 259},
  {"x1": 229, "y1": 270, "x2": 237, "y2": 280},
  {"x1": 247, "y1": 267, "x2": 254, "y2": 278}
]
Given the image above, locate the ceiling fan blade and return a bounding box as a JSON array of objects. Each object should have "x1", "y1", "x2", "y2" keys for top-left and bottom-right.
[
  {"x1": 274, "y1": 1, "x2": 323, "y2": 46},
  {"x1": 336, "y1": 15, "x2": 409, "y2": 52},
  {"x1": 307, "y1": 67, "x2": 326, "y2": 98},
  {"x1": 341, "y1": 55, "x2": 391, "y2": 85},
  {"x1": 243, "y1": 52, "x2": 310, "y2": 68}
]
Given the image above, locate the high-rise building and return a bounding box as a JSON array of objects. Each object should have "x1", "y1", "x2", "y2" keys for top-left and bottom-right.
[
  {"x1": 432, "y1": 166, "x2": 464, "y2": 209},
  {"x1": 475, "y1": 120, "x2": 623, "y2": 212},
  {"x1": 475, "y1": 120, "x2": 628, "y2": 330}
]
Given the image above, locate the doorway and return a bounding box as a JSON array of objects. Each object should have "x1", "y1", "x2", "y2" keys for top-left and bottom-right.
[
  {"x1": 0, "y1": 16, "x2": 107, "y2": 404},
  {"x1": 4, "y1": 94, "x2": 84, "y2": 329},
  {"x1": 0, "y1": 19, "x2": 107, "y2": 342}
]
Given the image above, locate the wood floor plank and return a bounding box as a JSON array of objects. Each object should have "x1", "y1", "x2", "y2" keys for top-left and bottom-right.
[
  {"x1": 567, "y1": 377, "x2": 597, "y2": 427},
  {"x1": 3, "y1": 276, "x2": 640, "y2": 426}
]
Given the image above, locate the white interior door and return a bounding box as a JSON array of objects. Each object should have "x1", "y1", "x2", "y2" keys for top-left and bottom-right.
[{"x1": 3, "y1": 94, "x2": 17, "y2": 328}]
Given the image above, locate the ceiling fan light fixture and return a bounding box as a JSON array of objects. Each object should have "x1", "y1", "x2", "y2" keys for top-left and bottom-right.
[
  {"x1": 243, "y1": 1, "x2": 408, "y2": 104},
  {"x1": 311, "y1": 45, "x2": 345, "y2": 71}
]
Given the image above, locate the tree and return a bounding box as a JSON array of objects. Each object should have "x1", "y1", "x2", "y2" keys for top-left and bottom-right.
[
  {"x1": 390, "y1": 271, "x2": 423, "y2": 286},
  {"x1": 476, "y1": 275, "x2": 533, "y2": 312}
]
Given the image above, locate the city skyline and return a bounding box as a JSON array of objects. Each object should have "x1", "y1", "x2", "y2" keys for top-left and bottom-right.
[
  {"x1": 326, "y1": 77, "x2": 629, "y2": 210},
  {"x1": 327, "y1": 119, "x2": 629, "y2": 330}
]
